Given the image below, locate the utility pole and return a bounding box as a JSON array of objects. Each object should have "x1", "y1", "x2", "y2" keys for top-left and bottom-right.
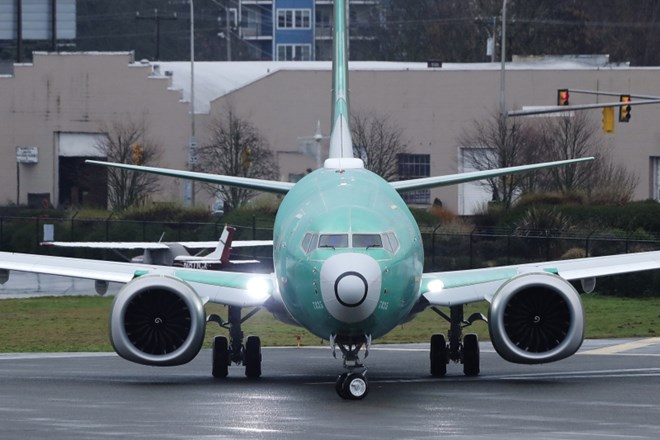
[
  {"x1": 499, "y1": 0, "x2": 508, "y2": 119},
  {"x1": 50, "y1": 0, "x2": 57, "y2": 52},
  {"x1": 188, "y1": 0, "x2": 197, "y2": 206},
  {"x1": 211, "y1": 0, "x2": 233, "y2": 61},
  {"x1": 135, "y1": 9, "x2": 177, "y2": 60},
  {"x1": 15, "y1": 0, "x2": 22, "y2": 63},
  {"x1": 225, "y1": 0, "x2": 232, "y2": 61}
]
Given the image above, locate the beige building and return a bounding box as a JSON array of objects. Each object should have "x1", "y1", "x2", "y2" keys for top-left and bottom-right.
[{"x1": 2, "y1": 52, "x2": 660, "y2": 214}]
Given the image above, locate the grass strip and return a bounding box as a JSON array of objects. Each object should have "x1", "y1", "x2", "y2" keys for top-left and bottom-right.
[{"x1": 0, "y1": 295, "x2": 658, "y2": 352}]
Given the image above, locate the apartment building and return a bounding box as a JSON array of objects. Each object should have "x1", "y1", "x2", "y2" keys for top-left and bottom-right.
[{"x1": 238, "y1": 0, "x2": 380, "y2": 61}]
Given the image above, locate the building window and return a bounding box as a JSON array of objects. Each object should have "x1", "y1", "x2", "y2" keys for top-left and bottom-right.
[
  {"x1": 398, "y1": 154, "x2": 431, "y2": 204},
  {"x1": 652, "y1": 157, "x2": 660, "y2": 201},
  {"x1": 277, "y1": 9, "x2": 311, "y2": 29},
  {"x1": 277, "y1": 44, "x2": 312, "y2": 61}
]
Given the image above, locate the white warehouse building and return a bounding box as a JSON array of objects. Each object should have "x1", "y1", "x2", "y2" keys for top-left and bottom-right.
[{"x1": 1, "y1": 51, "x2": 659, "y2": 215}]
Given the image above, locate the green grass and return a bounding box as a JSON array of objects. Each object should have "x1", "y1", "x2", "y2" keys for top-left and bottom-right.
[{"x1": 0, "y1": 295, "x2": 658, "y2": 352}]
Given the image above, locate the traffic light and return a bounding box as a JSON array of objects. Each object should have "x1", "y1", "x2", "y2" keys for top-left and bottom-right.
[
  {"x1": 602, "y1": 107, "x2": 615, "y2": 133},
  {"x1": 557, "y1": 89, "x2": 570, "y2": 106},
  {"x1": 619, "y1": 95, "x2": 631, "y2": 122}
]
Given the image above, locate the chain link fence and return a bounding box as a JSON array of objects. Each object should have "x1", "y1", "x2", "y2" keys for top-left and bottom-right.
[{"x1": 3, "y1": 216, "x2": 660, "y2": 295}]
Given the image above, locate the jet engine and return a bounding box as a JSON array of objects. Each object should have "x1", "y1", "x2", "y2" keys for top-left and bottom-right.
[
  {"x1": 488, "y1": 272, "x2": 584, "y2": 364},
  {"x1": 110, "y1": 275, "x2": 206, "y2": 366}
]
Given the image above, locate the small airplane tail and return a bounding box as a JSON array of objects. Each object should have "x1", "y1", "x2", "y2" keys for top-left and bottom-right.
[{"x1": 205, "y1": 226, "x2": 236, "y2": 265}]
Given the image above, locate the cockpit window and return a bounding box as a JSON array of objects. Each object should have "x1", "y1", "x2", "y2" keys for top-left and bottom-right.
[
  {"x1": 319, "y1": 234, "x2": 349, "y2": 248},
  {"x1": 383, "y1": 232, "x2": 400, "y2": 253},
  {"x1": 301, "y1": 233, "x2": 318, "y2": 254},
  {"x1": 353, "y1": 234, "x2": 382, "y2": 249},
  {"x1": 304, "y1": 232, "x2": 398, "y2": 253}
]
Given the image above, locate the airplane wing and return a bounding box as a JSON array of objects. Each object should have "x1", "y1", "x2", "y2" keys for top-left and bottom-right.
[
  {"x1": 391, "y1": 157, "x2": 593, "y2": 192},
  {"x1": 41, "y1": 241, "x2": 171, "y2": 250},
  {"x1": 85, "y1": 160, "x2": 294, "y2": 195},
  {"x1": 421, "y1": 250, "x2": 660, "y2": 306},
  {"x1": 178, "y1": 240, "x2": 273, "y2": 248},
  {"x1": 41, "y1": 240, "x2": 273, "y2": 249},
  {"x1": 0, "y1": 251, "x2": 273, "y2": 308}
]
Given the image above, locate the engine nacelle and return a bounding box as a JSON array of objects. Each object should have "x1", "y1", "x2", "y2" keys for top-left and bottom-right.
[
  {"x1": 110, "y1": 275, "x2": 206, "y2": 366},
  {"x1": 488, "y1": 272, "x2": 584, "y2": 364}
]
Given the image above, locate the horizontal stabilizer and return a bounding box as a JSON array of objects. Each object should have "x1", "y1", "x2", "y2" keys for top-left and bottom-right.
[
  {"x1": 86, "y1": 160, "x2": 294, "y2": 195},
  {"x1": 391, "y1": 157, "x2": 594, "y2": 193}
]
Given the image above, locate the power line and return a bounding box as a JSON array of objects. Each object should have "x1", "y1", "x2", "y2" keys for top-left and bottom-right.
[{"x1": 135, "y1": 9, "x2": 178, "y2": 60}]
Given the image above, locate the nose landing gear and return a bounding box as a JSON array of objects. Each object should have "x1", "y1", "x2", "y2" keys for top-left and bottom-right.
[
  {"x1": 331, "y1": 334, "x2": 371, "y2": 400},
  {"x1": 336, "y1": 371, "x2": 369, "y2": 400}
]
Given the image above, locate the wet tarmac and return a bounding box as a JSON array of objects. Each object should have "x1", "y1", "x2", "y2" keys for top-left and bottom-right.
[{"x1": 1, "y1": 339, "x2": 659, "y2": 439}]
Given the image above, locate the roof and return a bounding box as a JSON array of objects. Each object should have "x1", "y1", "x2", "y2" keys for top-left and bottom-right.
[{"x1": 147, "y1": 59, "x2": 642, "y2": 114}]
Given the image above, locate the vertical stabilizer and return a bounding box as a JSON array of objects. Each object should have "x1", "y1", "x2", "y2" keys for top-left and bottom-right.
[
  {"x1": 204, "y1": 226, "x2": 235, "y2": 264},
  {"x1": 328, "y1": 0, "x2": 354, "y2": 161}
]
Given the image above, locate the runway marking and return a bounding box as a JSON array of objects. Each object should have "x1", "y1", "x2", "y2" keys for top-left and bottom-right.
[
  {"x1": 0, "y1": 353, "x2": 116, "y2": 361},
  {"x1": 580, "y1": 337, "x2": 660, "y2": 356},
  {"x1": 485, "y1": 368, "x2": 660, "y2": 382},
  {"x1": 225, "y1": 427, "x2": 283, "y2": 434},
  {"x1": 307, "y1": 367, "x2": 660, "y2": 386}
]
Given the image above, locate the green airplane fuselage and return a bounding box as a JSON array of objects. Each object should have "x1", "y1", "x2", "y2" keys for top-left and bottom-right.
[{"x1": 273, "y1": 166, "x2": 424, "y2": 340}]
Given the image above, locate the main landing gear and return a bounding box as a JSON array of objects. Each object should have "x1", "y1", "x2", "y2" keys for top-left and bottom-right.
[
  {"x1": 207, "y1": 305, "x2": 262, "y2": 378},
  {"x1": 332, "y1": 335, "x2": 371, "y2": 400},
  {"x1": 430, "y1": 305, "x2": 487, "y2": 377}
]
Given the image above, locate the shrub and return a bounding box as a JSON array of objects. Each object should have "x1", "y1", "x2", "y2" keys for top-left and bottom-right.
[{"x1": 119, "y1": 203, "x2": 212, "y2": 223}]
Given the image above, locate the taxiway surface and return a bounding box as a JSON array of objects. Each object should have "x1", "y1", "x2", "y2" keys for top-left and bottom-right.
[{"x1": 1, "y1": 339, "x2": 659, "y2": 439}]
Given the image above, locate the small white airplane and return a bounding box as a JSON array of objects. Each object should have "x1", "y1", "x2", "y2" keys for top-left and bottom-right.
[
  {"x1": 2, "y1": 0, "x2": 660, "y2": 400},
  {"x1": 41, "y1": 225, "x2": 271, "y2": 271}
]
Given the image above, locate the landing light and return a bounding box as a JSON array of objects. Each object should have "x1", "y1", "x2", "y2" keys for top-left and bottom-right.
[
  {"x1": 246, "y1": 277, "x2": 271, "y2": 301},
  {"x1": 427, "y1": 279, "x2": 444, "y2": 292}
]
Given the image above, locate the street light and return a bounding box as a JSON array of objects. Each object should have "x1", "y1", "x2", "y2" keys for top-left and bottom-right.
[
  {"x1": 186, "y1": 0, "x2": 197, "y2": 206},
  {"x1": 499, "y1": 0, "x2": 508, "y2": 119}
]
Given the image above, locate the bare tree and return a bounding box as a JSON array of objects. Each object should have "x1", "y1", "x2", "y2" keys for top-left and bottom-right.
[
  {"x1": 537, "y1": 112, "x2": 638, "y2": 202},
  {"x1": 537, "y1": 112, "x2": 601, "y2": 193},
  {"x1": 589, "y1": 156, "x2": 639, "y2": 204},
  {"x1": 351, "y1": 111, "x2": 408, "y2": 181},
  {"x1": 198, "y1": 108, "x2": 279, "y2": 210},
  {"x1": 457, "y1": 111, "x2": 542, "y2": 208},
  {"x1": 95, "y1": 119, "x2": 161, "y2": 210}
]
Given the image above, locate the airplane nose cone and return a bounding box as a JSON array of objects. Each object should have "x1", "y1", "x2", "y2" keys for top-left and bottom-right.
[
  {"x1": 335, "y1": 272, "x2": 368, "y2": 307},
  {"x1": 320, "y1": 253, "x2": 381, "y2": 323}
]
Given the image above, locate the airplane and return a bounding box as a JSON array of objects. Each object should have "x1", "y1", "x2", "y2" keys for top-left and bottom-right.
[
  {"x1": 41, "y1": 225, "x2": 272, "y2": 276},
  {"x1": 3, "y1": 0, "x2": 660, "y2": 400}
]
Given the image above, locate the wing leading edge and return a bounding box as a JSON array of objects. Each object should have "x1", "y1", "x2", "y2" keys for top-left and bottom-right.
[
  {"x1": 421, "y1": 250, "x2": 660, "y2": 307},
  {"x1": 85, "y1": 160, "x2": 294, "y2": 195},
  {"x1": 0, "y1": 251, "x2": 273, "y2": 308},
  {"x1": 391, "y1": 157, "x2": 594, "y2": 192}
]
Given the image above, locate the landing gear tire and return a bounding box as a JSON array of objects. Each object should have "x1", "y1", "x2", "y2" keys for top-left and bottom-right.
[
  {"x1": 430, "y1": 333, "x2": 447, "y2": 377},
  {"x1": 244, "y1": 335, "x2": 262, "y2": 378},
  {"x1": 212, "y1": 335, "x2": 229, "y2": 378},
  {"x1": 462, "y1": 333, "x2": 480, "y2": 377},
  {"x1": 335, "y1": 372, "x2": 349, "y2": 397},
  {"x1": 337, "y1": 373, "x2": 369, "y2": 400}
]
